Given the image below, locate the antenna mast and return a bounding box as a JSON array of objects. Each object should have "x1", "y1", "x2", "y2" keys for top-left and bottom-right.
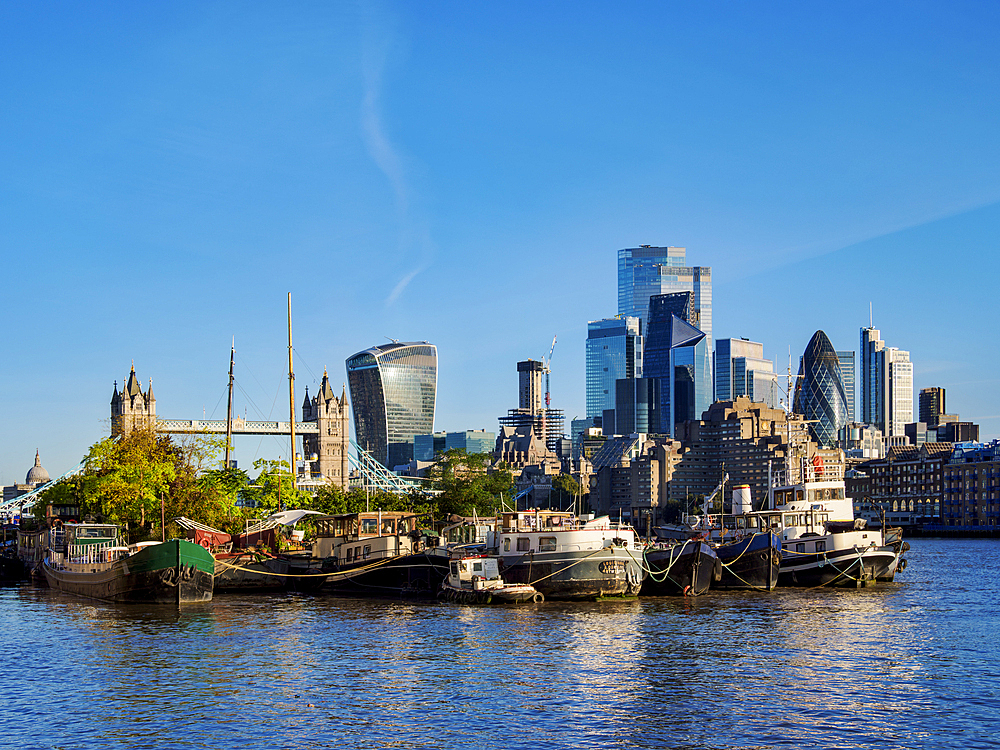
[
  {"x1": 225, "y1": 338, "x2": 235, "y2": 469},
  {"x1": 287, "y1": 293, "x2": 297, "y2": 491}
]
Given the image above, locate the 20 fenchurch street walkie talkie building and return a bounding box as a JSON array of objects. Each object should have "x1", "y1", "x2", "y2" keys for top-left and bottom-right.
[{"x1": 346, "y1": 342, "x2": 438, "y2": 468}]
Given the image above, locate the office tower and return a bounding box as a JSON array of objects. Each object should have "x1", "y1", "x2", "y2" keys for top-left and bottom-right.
[
  {"x1": 586, "y1": 316, "x2": 642, "y2": 419},
  {"x1": 618, "y1": 246, "x2": 688, "y2": 323},
  {"x1": 860, "y1": 326, "x2": 913, "y2": 438},
  {"x1": 614, "y1": 377, "x2": 660, "y2": 435},
  {"x1": 715, "y1": 338, "x2": 779, "y2": 408},
  {"x1": 919, "y1": 387, "x2": 946, "y2": 427},
  {"x1": 346, "y1": 342, "x2": 438, "y2": 468},
  {"x1": 643, "y1": 291, "x2": 708, "y2": 435},
  {"x1": 518, "y1": 359, "x2": 544, "y2": 413},
  {"x1": 617, "y1": 246, "x2": 713, "y2": 425},
  {"x1": 414, "y1": 432, "x2": 447, "y2": 461},
  {"x1": 836, "y1": 350, "x2": 856, "y2": 423},
  {"x1": 794, "y1": 331, "x2": 849, "y2": 448},
  {"x1": 499, "y1": 360, "x2": 565, "y2": 451}
]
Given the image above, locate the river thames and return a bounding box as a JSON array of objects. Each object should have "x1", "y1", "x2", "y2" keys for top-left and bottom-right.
[{"x1": 3, "y1": 538, "x2": 997, "y2": 750}]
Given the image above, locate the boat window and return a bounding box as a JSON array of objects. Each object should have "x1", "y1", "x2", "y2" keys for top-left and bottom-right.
[
  {"x1": 363, "y1": 545, "x2": 371, "y2": 560},
  {"x1": 361, "y1": 519, "x2": 378, "y2": 535},
  {"x1": 816, "y1": 541, "x2": 826, "y2": 552},
  {"x1": 381, "y1": 520, "x2": 394, "y2": 534},
  {"x1": 796, "y1": 543, "x2": 805, "y2": 553},
  {"x1": 539, "y1": 537, "x2": 557, "y2": 552},
  {"x1": 450, "y1": 562, "x2": 459, "y2": 574},
  {"x1": 736, "y1": 517, "x2": 746, "y2": 529},
  {"x1": 503, "y1": 538, "x2": 511, "y2": 552},
  {"x1": 784, "y1": 515, "x2": 797, "y2": 526},
  {"x1": 796, "y1": 490, "x2": 804, "y2": 503},
  {"x1": 799, "y1": 514, "x2": 808, "y2": 527},
  {"x1": 473, "y1": 562, "x2": 483, "y2": 572},
  {"x1": 517, "y1": 538, "x2": 530, "y2": 552},
  {"x1": 748, "y1": 516, "x2": 758, "y2": 529}
]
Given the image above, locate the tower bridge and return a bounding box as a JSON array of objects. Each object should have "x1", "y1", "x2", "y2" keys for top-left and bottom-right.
[{"x1": 111, "y1": 364, "x2": 429, "y2": 497}]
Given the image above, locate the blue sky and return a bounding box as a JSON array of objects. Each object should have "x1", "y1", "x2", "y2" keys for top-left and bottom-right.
[{"x1": 2, "y1": 1, "x2": 999, "y2": 484}]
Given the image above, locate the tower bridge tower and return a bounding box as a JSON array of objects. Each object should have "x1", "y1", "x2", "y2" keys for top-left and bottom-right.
[
  {"x1": 111, "y1": 365, "x2": 156, "y2": 437},
  {"x1": 301, "y1": 369, "x2": 351, "y2": 489}
]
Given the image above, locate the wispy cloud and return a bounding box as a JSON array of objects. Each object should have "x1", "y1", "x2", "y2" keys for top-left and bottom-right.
[{"x1": 359, "y1": 3, "x2": 433, "y2": 307}]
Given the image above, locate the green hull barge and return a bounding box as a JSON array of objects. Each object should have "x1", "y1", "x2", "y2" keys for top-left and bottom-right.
[{"x1": 43, "y1": 523, "x2": 213, "y2": 604}]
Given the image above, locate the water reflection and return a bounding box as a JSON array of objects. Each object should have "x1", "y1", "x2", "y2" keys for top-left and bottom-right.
[{"x1": 3, "y1": 539, "x2": 1000, "y2": 749}]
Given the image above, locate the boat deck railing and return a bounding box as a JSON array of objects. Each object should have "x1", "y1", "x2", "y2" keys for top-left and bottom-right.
[
  {"x1": 772, "y1": 461, "x2": 844, "y2": 487},
  {"x1": 68, "y1": 541, "x2": 117, "y2": 565}
]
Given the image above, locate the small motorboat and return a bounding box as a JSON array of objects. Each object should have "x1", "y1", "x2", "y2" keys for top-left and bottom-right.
[{"x1": 439, "y1": 553, "x2": 543, "y2": 604}]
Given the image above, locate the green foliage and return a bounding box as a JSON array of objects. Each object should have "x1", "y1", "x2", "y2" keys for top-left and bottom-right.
[
  {"x1": 37, "y1": 427, "x2": 251, "y2": 541},
  {"x1": 426, "y1": 449, "x2": 513, "y2": 518},
  {"x1": 550, "y1": 473, "x2": 581, "y2": 509},
  {"x1": 239, "y1": 459, "x2": 312, "y2": 515}
]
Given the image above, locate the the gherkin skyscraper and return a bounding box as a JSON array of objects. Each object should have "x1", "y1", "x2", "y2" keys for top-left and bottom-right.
[{"x1": 793, "y1": 330, "x2": 849, "y2": 448}]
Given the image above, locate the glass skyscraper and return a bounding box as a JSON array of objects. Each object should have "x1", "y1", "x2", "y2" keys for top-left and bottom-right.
[
  {"x1": 714, "y1": 338, "x2": 778, "y2": 408},
  {"x1": 585, "y1": 316, "x2": 642, "y2": 419},
  {"x1": 346, "y1": 342, "x2": 438, "y2": 468},
  {"x1": 836, "y1": 350, "x2": 856, "y2": 424},
  {"x1": 617, "y1": 246, "x2": 712, "y2": 426},
  {"x1": 860, "y1": 327, "x2": 913, "y2": 438},
  {"x1": 643, "y1": 291, "x2": 707, "y2": 435},
  {"x1": 793, "y1": 331, "x2": 849, "y2": 448}
]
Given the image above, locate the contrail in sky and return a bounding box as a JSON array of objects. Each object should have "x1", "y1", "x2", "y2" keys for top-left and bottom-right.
[{"x1": 359, "y1": 3, "x2": 431, "y2": 307}]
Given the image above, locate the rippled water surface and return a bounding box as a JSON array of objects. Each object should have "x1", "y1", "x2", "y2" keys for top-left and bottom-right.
[{"x1": 4, "y1": 538, "x2": 998, "y2": 749}]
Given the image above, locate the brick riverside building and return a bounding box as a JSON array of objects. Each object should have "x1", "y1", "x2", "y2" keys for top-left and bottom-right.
[{"x1": 942, "y1": 441, "x2": 1000, "y2": 530}]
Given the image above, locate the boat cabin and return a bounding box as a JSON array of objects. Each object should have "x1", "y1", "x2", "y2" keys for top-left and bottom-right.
[
  {"x1": 311, "y1": 511, "x2": 432, "y2": 564},
  {"x1": 448, "y1": 555, "x2": 502, "y2": 588},
  {"x1": 47, "y1": 523, "x2": 128, "y2": 571}
]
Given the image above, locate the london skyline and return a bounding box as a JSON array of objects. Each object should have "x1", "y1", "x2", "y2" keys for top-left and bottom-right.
[{"x1": 2, "y1": 2, "x2": 999, "y2": 484}]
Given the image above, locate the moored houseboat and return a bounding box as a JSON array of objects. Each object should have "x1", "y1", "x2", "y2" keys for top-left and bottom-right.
[
  {"x1": 43, "y1": 523, "x2": 214, "y2": 603},
  {"x1": 489, "y1": 511, "x2": 645, "y2": 600},
  {"x1": 314, "y1": 511, "x2": 450, "y2": 597}
]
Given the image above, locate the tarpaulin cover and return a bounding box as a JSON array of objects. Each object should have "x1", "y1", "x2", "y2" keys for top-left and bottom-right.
[{"x1": 193, "y1": 528, "x2": 232, "y2": 547}]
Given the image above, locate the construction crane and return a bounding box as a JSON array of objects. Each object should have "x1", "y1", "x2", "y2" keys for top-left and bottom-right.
[{"x1": 542, "y1": 335, "x2": 557, "y2": 408}]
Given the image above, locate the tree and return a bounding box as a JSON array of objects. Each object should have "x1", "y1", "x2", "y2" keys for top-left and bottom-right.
[
  {"x1": 551, "y1": 473, "x2": 581, "y2": 511},
  {"x1": 426, "y1": 450, "x2": 513, "y2": 518},
  {"x1": 37, "y1": 428, "x2": 252, "y2": 541},
  {"x1": 239, "y1": 459, "x2": 312, "y2": 515}
]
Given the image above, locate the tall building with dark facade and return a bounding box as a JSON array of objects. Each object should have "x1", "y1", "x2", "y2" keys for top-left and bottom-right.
[
  {"x1": 643, "y1": 292, "x2": 707, "y2": 436},
  {"x1": 618, "y1": 246, "x2": 712, "y2": 426},
  {"x1": 861, "y1": 326, "x2": 913, "y2": 438},
  {"x1": 794, "y1": 331, "x2": 849, "y2": 448},
  {"x1": 613, "y1": 377, "x2": 660, "y2": 435},
  {"x1": 585, "y1": 316, "x2": 642, "y2": 419},
  {"x1": 919, "y1": 387, "x2": 946, "y2": 427},
  {"x1": 346, "y1": 342, "x2": 438, "y2": 469}
]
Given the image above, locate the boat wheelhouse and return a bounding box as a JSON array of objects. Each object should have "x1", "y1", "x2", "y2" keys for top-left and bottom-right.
[
  {"x1": 489, "y1": 510, "x2": 644, "y2": 600},
  {"x1": 765, "y1": 460, "x2": 903, "y2": 587}
]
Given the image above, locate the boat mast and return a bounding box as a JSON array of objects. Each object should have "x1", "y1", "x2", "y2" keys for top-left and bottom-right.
[
  {"x1": 287, "y1": 293, "x2": 297, "y2": 491},
  {"x1": 225, "y1": 338, "x2": 235, "y2": 470}
]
